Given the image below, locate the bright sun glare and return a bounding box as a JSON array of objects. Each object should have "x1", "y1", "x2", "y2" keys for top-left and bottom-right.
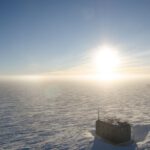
[{"x1": 92, "y1": 45, "x2": 121, "y2": 80}]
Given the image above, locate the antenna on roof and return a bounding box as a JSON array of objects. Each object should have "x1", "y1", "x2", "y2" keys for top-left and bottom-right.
[{"x1": 98, "y1": 107, "x2": 100, "y2": 120}]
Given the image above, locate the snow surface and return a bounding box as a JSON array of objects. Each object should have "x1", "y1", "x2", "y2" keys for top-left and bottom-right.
[{"x1": 0, "y1": 79, "x2": 150, "y2": 150}]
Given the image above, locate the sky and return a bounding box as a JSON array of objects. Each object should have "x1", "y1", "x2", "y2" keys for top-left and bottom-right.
[{"x1": 1, "y1": 0, "x2": 150, "y2": 77}]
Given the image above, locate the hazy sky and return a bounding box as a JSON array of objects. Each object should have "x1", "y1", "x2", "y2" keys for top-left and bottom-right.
[{"x1": 1, "y1": 0, "x2": 150, "y2": 75}]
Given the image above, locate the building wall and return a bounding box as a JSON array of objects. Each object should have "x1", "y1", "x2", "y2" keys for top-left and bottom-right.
[{"x1": 96, "y1": 120, "x2": 131, "y2": 144}]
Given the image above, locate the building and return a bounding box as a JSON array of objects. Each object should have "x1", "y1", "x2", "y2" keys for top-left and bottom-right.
[{"x1": 96, "y1": 117, "x2": 131, "y2": 144}]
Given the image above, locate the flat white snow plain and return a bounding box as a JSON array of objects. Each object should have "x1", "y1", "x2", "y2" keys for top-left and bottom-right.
[{"x1": 0, "y1": 79, "x2": 149, "y2": 150}]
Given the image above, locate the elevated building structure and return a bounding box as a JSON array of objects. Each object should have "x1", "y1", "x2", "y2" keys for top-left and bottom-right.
[{"x1": 96, "y1": 110, "x2": 131, "y2": 144}]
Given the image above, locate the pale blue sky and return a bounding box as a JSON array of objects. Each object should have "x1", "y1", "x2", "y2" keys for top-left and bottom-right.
[{"x1": 1, "y1": 0, "x2": 150, "y2": 75}]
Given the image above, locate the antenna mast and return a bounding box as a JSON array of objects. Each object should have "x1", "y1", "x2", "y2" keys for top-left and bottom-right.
[{"x1": 98, "y1": 107, "x2": 100, "y2": 120}]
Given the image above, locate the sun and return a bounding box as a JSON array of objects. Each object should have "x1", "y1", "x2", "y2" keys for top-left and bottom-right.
[{"x1": 92, "y1": 45, "x2": 121, "y2": 80}]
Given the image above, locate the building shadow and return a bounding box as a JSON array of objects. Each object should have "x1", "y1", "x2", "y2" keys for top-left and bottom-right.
[{"x1": 91, "y1": 137, "x2": 138, "y2": 150}]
